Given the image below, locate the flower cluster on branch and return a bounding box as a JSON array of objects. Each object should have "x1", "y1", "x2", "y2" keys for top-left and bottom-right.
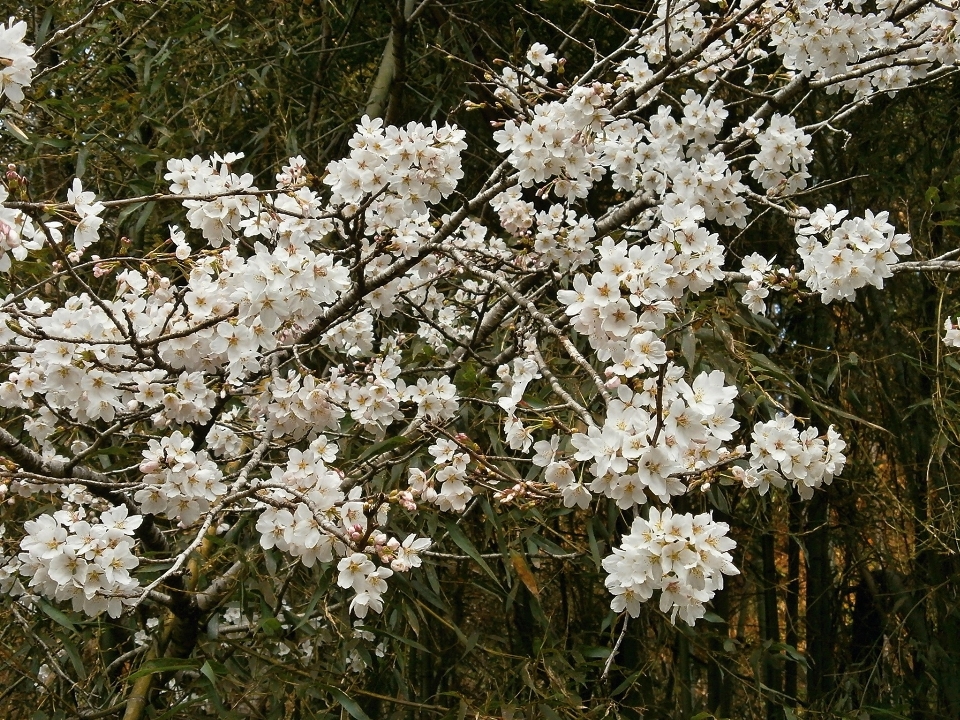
[{"x1": 1, "y1": 0, "x2": 959, "y2": 653}]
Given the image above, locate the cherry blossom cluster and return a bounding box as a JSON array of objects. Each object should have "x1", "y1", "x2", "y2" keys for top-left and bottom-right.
[
  {"x1": 0, "y1": 183, "x2": 42, "y2": 271},
  {"x1": 0, "y1": 18, "x2": 35, "y2": 104},
  {"x1": 336, "y1": 531, "x2": 430, "y2": 618},
  {"x1": 635, "y1": 0, "x2": 720, "y2": 71},
  {"x1": 944, "y1": 318, "x2": 960, "y2": 348},
  {"x1": 335, "y1": 535, "x2": 430, "y2": 620},
  {"x1": 345, "y1": 355, "x2": 406, "y2": 430},
  {"x1": 336, "y1": 553, "x2": 394, "y2": 619},
  {"x1": 492, "y1": 81, "x2": 614, "y2": 201},
  {"x1": 492, "y1": 42, "x2": 558, "y2": 111},
  {"x1": 748, "y1": 114, "x2": 813, "y2": 194},
  {"x1": 252, "y1": 370, "x2": 347, "y2": 439},
  {"x1": 530, "y1": 204, "x2": 596, "y2": 270},
  {"x1": 557, "y1": 218, "x2": 722, "y2": 369},
  {"x1": 736, "y1": 205, "x2": 914, "y2": 313},
  {"x1": 402, "y1": 374, "x2": 459, "y2": 422},
  {"x1": 16, "y1": 506, "x2": 142, "y2": 618},
  {"x1": 570, "y1": 367, "x2": 740, "y2": 509},
  {"x1": 602, "y1": 97, "x2": 742, "y2": 210},
  {"x1": 617, "y1": 0, "x2": 960, "y2": 106},
  {"x1": 495, "y1": 349, "x2": 554, "y2": 459},
  {"x1": 495, "y1": 354, "x2": 542, "y2": 418},
  {"x1": 737, "y1": 252, "x2": 779, "y2": 315},
  {"x1": 602, "y1": 507, "x2": 738, "y2": 626},
  {"x1": 735, "y1": 414, "x2": 847, "y2": 499},
  {"x1": 66, "y1": 179, "x2": 105, "y2": 257},
  {"x1": 796, "y1": 206, "x2": 912, "y2": 303},
  {"x1": 0, "y1": 292, "x2": 138, "y2": 423},
  {"x1": 530, "y1": 434, "x2": 590, "y2": 510},
  {"x1": 324, "y1": 114, "x2": 466, "y2": 220},
  {"x1": 408, "y1": 438, "x2": 474, "y2": 513},
  {"x1": 159, "y1": 240, "x2": 350, "y2": 382},
  {"x1": 767, "y1": 0, "x2": 960, "y2": 97},
  {"x1": 253, "y1": 437, "x2": 430, "y2": 617},
  {"x1": 349, "y1": 621, "x2": 388, "y2": 672},
  {"x1": 137, "y1": 431, "x2": 227, "y2": 525},
  {"x1": 255, "y1": 438, "x2": 348, "y2": 567},
  {"x1": 492, "y1": 70, "x2": 748, "y2": 222},
  {"x1": 1, "y1": 0, "x2": 957, "y2": 639},
  {"x1": 164, "y1": 153, "x2": 258, "y2": 247},
  {"x1": 0, "y1": 240, "x2": 334, "y2": 422}
]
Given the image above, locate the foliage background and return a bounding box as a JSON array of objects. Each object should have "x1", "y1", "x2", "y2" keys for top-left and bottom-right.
[{"x1": 0, "y1": 1, "x2": 959, "y2": 718}]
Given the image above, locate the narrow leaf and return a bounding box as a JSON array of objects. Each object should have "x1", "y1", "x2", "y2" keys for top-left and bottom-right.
[
  {"x1": 126, "y1": 657, "x2": 198, "y2": 681},
  {"x1": 444, "y1": 519, "x2": 502, "y2": 588},
  {"x1": 330, "y1": 688, "x2": 372, "y2": 720}
]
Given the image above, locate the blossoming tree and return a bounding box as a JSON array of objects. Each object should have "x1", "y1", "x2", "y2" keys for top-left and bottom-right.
[{"x1": 2, "y1": 1, "x2": 960, "y2": 717}]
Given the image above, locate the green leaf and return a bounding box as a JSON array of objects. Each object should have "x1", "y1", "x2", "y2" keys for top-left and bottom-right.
[
  {"x1": 154, "y1": 696, "x2": 205, "y2": 720},
  {"x1": 586, "y1": 518, "x2": 602, "y2": 570},
  {"x1": 126, "y1": 657, "x2": 199, "y2": 681},
  {"x1": 706, "y1": 486, "x2": 731, "y2": 514},
  {"x1": 36, "y1": 7, "x2": 55, "y2": 47},
  {"x1": 259, "y1": 616, "x2": 283, "y2": 636},
  {"x1": 200, "y1": 660, "x2": 218, "y2": 684},
  {"x1": 2, "y1": 118, "x2": 30, "y2": 144},
  {"x1": 580, "y1": 646, "x2": 612, "y2": 659},
  {"x1": 38, "y1": 600, "x2": 77, "y2": 633},
  {"x1": 370, "y1": 625, "x2": 432, "y2": 654},
  {"x1": 464, "y1": 629, "x2": 479, "y2": 654},
  {"x1": 57, "y1": 632, "x2": 87, "y2": 680},
  {"x1": 353, "y1": 435, "x2": 408, "y2": 464},
  {"x1": 75, "y1": 145, "x2": 89, "y2": 179},
  {"x1": 480, "y1": 497, "x2": 511, "y2": 583},
  {"x1": 330, "y1": 688, "x2": 372, "y2": 720},
  {"x1": 611, "y1": 669, "x2": 641, "y2": 695},
  {"x1": 443, "y1": 519, "x2": 502, "y2": 588},
  {"x1": 538, "y1": 704, "x2": 563, "y2": 720},
  {"x1": 681, "y1": 328, "x2": 697, "y2": 369},
  {"x1": 293, "y1": 576, "x2": 332, "y2": 631},
  {"x1": 135, "y1": 201, "x2": 156, "y2": 233},
  {"x1": 808, "y1": 397, "x2": 891, "y2": 434},
  {"x1": 781, "y1": 643, "x2": 807, "y2": 665}
]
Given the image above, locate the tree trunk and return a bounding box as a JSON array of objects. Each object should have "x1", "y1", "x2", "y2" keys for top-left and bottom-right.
[
  {"x1": 365, "y1": 0, "x2": 416, "y2": 122},
  {"x1": 805, "y1": 492, "x2": 834, "y2": 705},
  {"x1": 784, "y1": 495, "x2": 801, "y2": 705},
  {"x1": 760, "y1": 527, "x2": 782, "y2": 719}
]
